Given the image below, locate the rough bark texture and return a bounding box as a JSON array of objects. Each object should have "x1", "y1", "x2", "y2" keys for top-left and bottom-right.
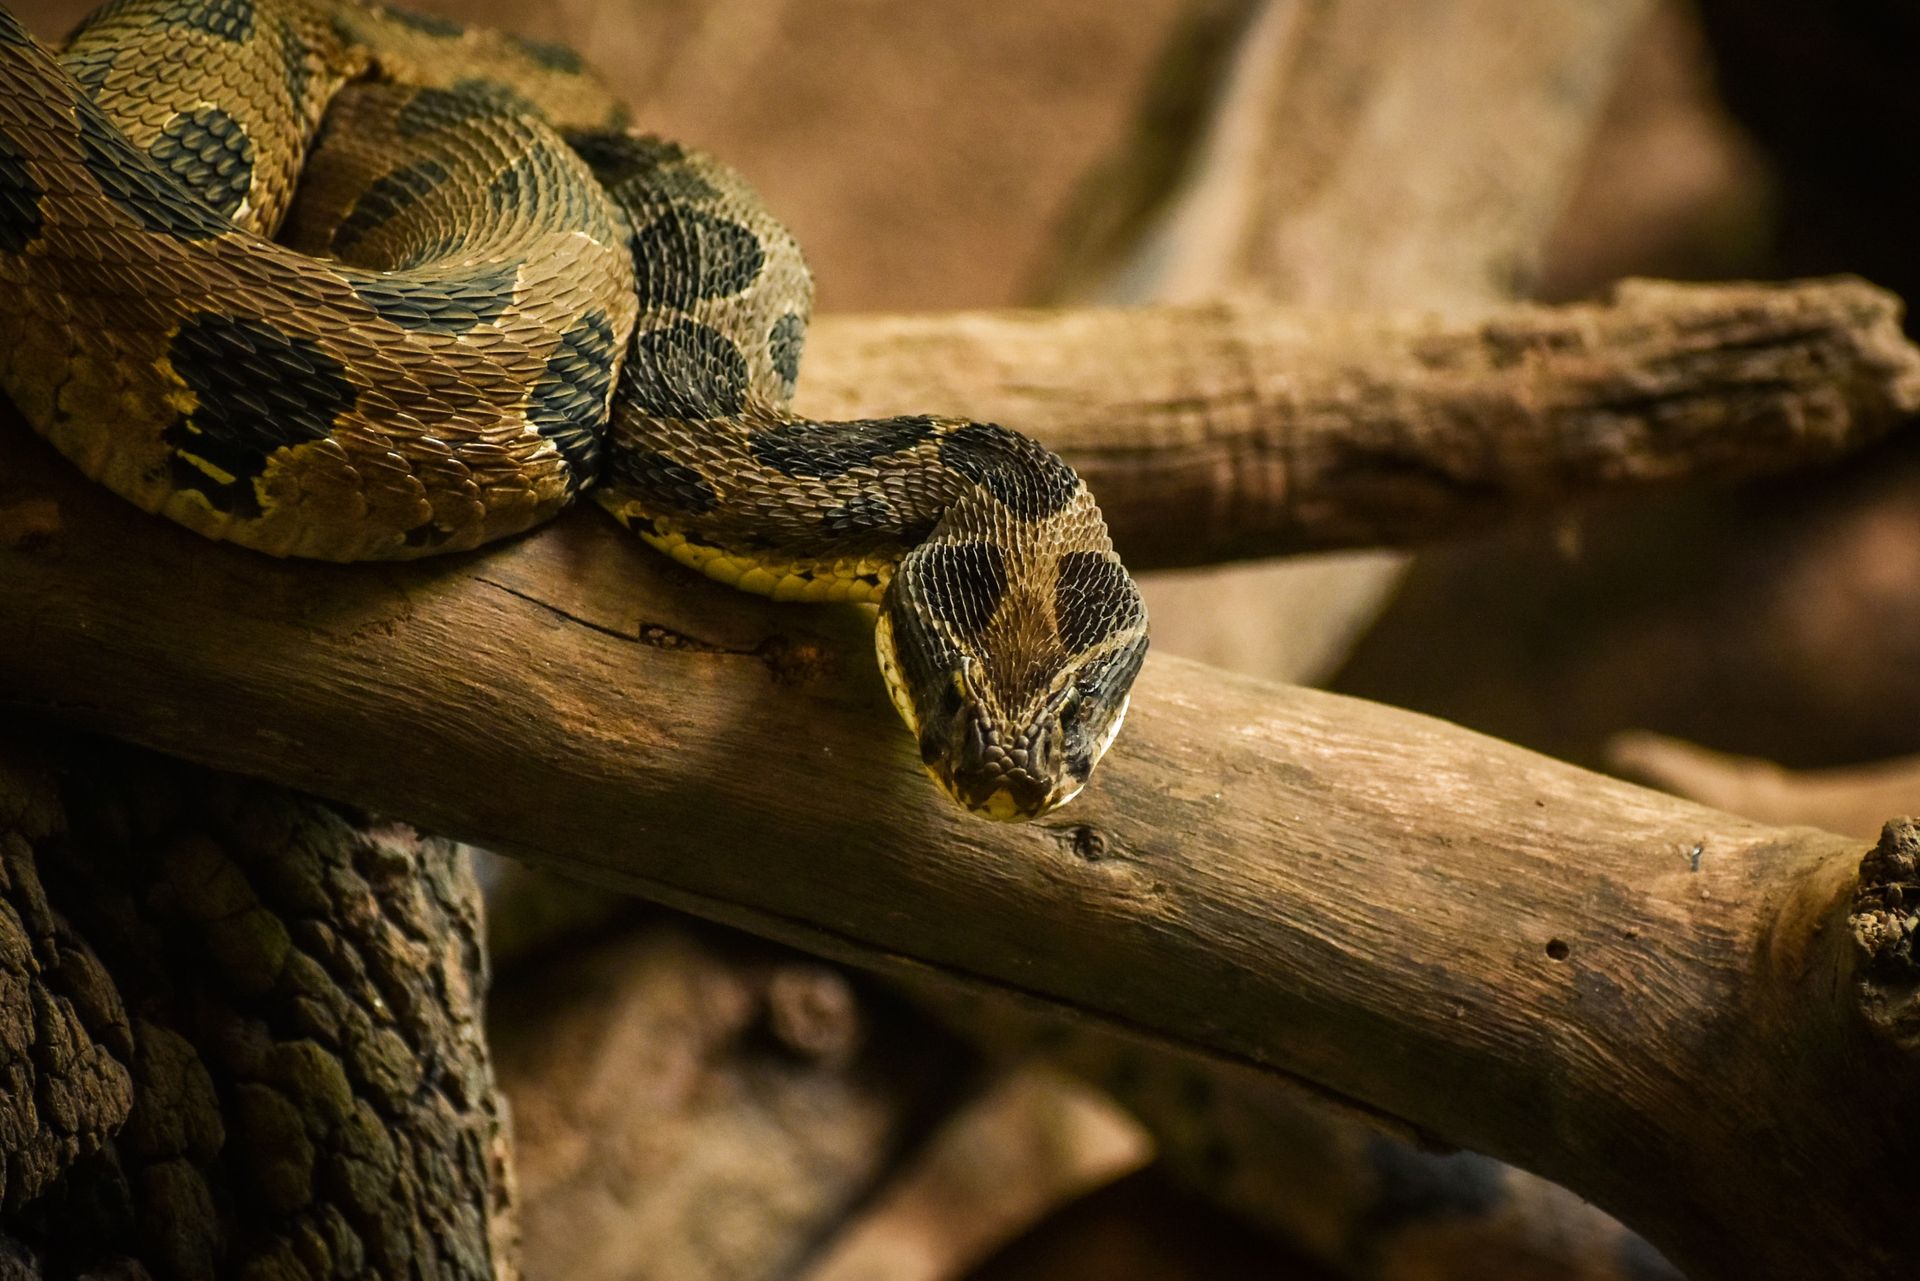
[
  {"x1": 800, "y1": 278, "x2": 1920, "y2": 567},
  {"x1": 0, "y1": 732, "x2": 512, "y2": 1281},
  {"x1": 1852, "y1": 820, "x2": 1920, "y2": 1053},
  {"x1": 2, "y1": 427, "x2": 1916, "y2": 1278},
  {"x1": 0, "y1": 756, "x2": 131, "y2": 1217}
]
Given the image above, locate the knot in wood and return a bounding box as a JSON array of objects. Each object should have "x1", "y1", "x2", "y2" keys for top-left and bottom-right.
[{"x1": 1852, "y1": 818, "x2": 1920, "y2": 983}]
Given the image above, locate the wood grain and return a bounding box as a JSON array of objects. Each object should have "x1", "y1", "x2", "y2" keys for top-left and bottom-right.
[
  {"x1": 803, "y1": 278, "x2": 1920, "y2": 566},
  {"x1": 1, "y1": 410, "x2": 1914, "y2": 1278}
]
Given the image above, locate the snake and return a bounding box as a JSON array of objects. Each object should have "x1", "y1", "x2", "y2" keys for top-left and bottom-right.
[{"x1": 0, "y1": 0, "x2": 1148, "y2": 821}]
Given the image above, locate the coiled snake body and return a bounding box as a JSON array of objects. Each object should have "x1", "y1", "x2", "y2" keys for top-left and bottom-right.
[{"x1": 0, "y1": 0, "x2": 1147, "y2": 819}]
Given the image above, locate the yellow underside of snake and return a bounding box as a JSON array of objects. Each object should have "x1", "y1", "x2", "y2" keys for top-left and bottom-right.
[{"x1": 0, "y1": 0, "x2": 1147, "y2": 820}]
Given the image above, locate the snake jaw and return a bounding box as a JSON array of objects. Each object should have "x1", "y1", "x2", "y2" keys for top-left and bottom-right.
[
  {"x1": 964, "y1": 696, "x2": 1131, "y2": 820},
  {"x1": 877, "y1": 610, "x2": 1058, "y2": 821},
  {"x1": 972, "y1": 788, "x2": 1040, "y2": 823},
  {"x1": 877, "y1": 597, "x2": 1144, "y2": 822},
  {"x1": 874, "y1": 607, "x2": 924, "y2": 744}
]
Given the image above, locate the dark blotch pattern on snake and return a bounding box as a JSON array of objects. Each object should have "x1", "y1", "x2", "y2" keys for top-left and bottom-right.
[
  {"x1": 0, "y1": 0, "x2": 1147, "y2": 821},
  {"x1": 162, "y1": 312, "x2": 354, "y2": 514}
]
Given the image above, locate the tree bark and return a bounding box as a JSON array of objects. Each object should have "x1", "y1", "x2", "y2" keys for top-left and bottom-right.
[
  {"x1": 0, "y1": 732, "x2": 512, "y2": 1281},
  {"x1": 2, "y1": 423, "x2": 1915, "y2": 1278},
  {"x1": 800, "y1": 278, "x2": 1920, "y2": 567},
  {"x1": 0, "y1": 752, "x2": 130, "y2": 1220}
]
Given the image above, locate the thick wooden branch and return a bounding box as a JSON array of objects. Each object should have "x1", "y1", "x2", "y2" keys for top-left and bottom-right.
[
  {"x1": 801, "y1": 277, "x2": 1920, "y2": 567},
  {"x1": 2, "y1": 421, "x2": 1916, "y2": 1279}
]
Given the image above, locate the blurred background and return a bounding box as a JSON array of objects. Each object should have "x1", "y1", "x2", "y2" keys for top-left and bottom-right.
[{"x1": 13, "y1": 0, "x2": 1916, "y2": 1277}]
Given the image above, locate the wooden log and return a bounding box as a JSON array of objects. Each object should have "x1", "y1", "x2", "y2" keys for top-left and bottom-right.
[
  {"x1": 801, "y1": 278, "x2": 1920, "y2": 567},
  {"x1": 1, "y1": 420, "x2": 1915, "y2": 1279}
]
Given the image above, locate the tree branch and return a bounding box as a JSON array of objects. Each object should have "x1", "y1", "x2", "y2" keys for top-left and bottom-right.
[
  {"x1": 1049, "y1": 0, "x2": 1657, "y2": 684},
  {"x1": 1, "y1": 418, "x2": 1915, "y2": 1278},
  {"x1": 1611, "y1": 732, "x2": 1920, "y2": 841},
  {"x1": 801, "y1": 277, "x2": 1920, "y2": 567}
]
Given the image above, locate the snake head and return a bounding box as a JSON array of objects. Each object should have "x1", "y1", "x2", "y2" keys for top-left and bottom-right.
[{"x1": 876, "y1": 535, "x2": 1148, "y2": 822}]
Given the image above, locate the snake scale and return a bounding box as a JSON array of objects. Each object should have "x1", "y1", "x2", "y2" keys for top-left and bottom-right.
[{"x1": 0, "y1": 0, "x2": 1148, "y2": 821}]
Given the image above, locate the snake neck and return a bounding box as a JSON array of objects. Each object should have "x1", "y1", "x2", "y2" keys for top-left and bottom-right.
[{"x1": 612, "y1": 508, "x2": 898, "y2": 604}]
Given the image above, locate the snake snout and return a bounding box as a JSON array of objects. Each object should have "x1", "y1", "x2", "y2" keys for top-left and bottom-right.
[{"x1": 948, "y1": 715, "x2": 1069, "y2": 821}]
